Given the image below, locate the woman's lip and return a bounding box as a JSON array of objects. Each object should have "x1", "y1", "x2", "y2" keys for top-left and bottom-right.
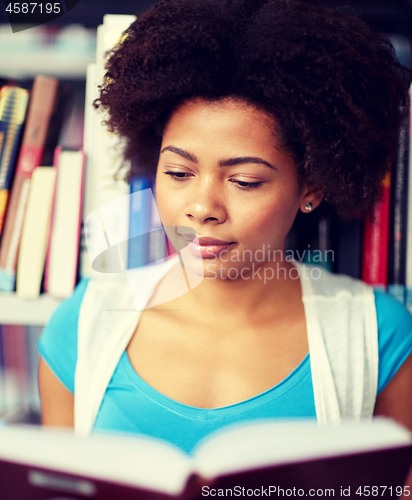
[
  {"x1": 180, "y1": 234, "x2": 235, "y2": 246},
  {"x1": 186, "y1": 240, "x2": 236, "y2": 258}
]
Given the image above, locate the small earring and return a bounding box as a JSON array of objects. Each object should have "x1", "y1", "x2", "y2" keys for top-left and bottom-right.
[{"x1": 305, "y1": 202, "x2": 313, "y2": 212}]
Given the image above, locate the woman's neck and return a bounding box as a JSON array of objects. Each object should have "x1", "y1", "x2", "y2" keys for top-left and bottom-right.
[{"x1": 171, "y1": 260, "x2": 303, "y2": 328}]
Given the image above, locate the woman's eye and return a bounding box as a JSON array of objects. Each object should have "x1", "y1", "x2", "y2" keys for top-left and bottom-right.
[
  {"x1": 230, "y1": 179, "x2": 263, "y2": 190},
  {"x1": 163, "y1": 171, "x2": 262, "y2": 190},
  {"x1": 163, "y1": 171, "x2": 191, "y2": 181}
]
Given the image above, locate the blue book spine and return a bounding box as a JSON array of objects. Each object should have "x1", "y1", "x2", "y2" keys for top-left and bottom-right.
[
  {"x1": 148, "y1": 190, "x2": 167, "y2": 265},
  {"x1": 127, "y1": 176, "x2": 152, "y2": 269},
  {"x1": 0, "y1": 87, "x2": 29, "y2": 191},
  {"x1": 0, "y1": 121, "x2": 24, "y2": 190}
]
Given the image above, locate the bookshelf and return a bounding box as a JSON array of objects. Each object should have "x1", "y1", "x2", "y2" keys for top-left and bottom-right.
[{"x1": 0, "y1": 23, "x2": 91, "y2": 326}]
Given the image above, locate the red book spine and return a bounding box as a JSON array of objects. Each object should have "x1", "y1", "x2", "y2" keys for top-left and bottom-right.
[
  {"x1": 166, "y1": 238, "x2": 177, "y2": 258},
  {"x1": 362, "y1": 174, "x2": 391, "y2": 287}
]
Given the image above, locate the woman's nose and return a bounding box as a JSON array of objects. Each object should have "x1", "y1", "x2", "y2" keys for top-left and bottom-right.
[{"x1": 185, "y1": 178, "x2": 227, "y2": 224}]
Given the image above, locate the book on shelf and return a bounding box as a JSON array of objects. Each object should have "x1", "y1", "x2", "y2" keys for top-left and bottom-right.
[
  {"x1": 79, "y1": 62, "x2": 98, "y2": 280},
  {"x1": 0, "y1": 85, "x2": 29, "y2": 236},
  {"x1": 90, "y1": 174, "x2": 169, "y2": 273},
  {"x1": 41, "y1": 84, "x2": 87, "y2": 297},
  {"x1": 148, "y1": 185, "x2": 169, "y2": 265},
  {"x1": 144, "y1": 181, "x2": 169, "y2": 267},
  {"x1": 40, "y1": 83, "x2": 73, "y2": 168},
  {"x1": 127, "y1": 176, "x2": 153, "y2": 270},
  {"x1": 303, "y1": 217, "x2": 333, "y2": 272},
  {"x1": 0, "y1": 419, "x2": 411, "y2": 500},
  {"x1": 388, "y1": 104, "x2": 409, "y2": 305},
  {"x1": 15, "y1": 167, "x2": 56, "y2": 299},
  {"x1": 362, "y1": 173, "x2": 391, "y2": 290},
  {"x1": 0, "y1": 326, "x2": 10, "y2": 416},
  {"x1": 55, "y1": 85, "x2": 86, "y2": 152},
  {"x1": 406, "y1": 85, "x2": 412, "y2": 312},
  {"x1": 44, "y1": 148, "x2": 85, "y2": 299},
  {"x1": 80, "y1": 15, "x2": 136, "y2": 279},
  {"x1": 0, "y1": 324, "x2": 43, "y2": 424},
  {"x1": 0, "y1": 75, "x2": 58, "y2": 293},
  {"x1": 0, "y1": 325, "x2": 28, "y2": 418},
  {"x1": 23, "y1": 325, "x2": 42, "y2": 416},
  {"x1": 167, "y1": 238, "x2": 178, "y2": 258},
  {"x1": 286, "y1": 209, "x2": 335, "y2": 273}
]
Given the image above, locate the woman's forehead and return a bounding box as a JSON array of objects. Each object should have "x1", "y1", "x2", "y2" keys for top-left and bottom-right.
[{"x1": 163, "y1": 97, "x2": 276, "y2": 137}]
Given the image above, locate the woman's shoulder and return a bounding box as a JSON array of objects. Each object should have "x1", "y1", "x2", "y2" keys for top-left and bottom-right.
[
  {"x1": 300, "y1": 265, "x2": 412, "y2": 394},
  {"x1": 374, "y1": 289, "x2": 412, "y2": 324},
  {"x1": 37, "y1": 278, "x2": 91, "y2": 393},
  {"x1": 303, "y1": 265, "x2": 412, "y2": 343},
  {"x1": 374, "y1": 289, "x2": 412, "y2": 393}
]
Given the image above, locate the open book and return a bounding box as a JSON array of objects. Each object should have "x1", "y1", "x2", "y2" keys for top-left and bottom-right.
[{"x1": 0, "y1": 418, "x2": 411, "y2": 500}]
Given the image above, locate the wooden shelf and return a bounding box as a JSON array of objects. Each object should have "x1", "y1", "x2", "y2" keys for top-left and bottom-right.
[{"x1": 0, "y1": 293, "x2": 61, "y2": 326}]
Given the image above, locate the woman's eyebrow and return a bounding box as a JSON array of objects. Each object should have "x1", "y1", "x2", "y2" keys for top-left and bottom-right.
[
  {"x1": 218, "y1": 156, "x2": 277, "y2": 171},
  {"x1": 160, "y1": 145, "x2": 276, "y2": 170},
  {"x1": 160, "y1": 146, "x2": 198, "y2": 163}
]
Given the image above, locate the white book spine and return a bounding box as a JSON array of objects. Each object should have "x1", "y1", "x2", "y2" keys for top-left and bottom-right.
[
  {"x1": 48, "y1": 151, "x2": 84, "y2": 298},
  {"x1": 16, "y1": 167, "x2": 56, "y2": 299},
  {"x1": 89, "y1": 17, "x2": 136, "y2": 275},
  {"x1": 80, "y1": 62, "x2": 98, "y2": 279}
]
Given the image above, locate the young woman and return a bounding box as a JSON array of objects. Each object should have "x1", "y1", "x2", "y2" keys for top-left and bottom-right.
[{"x1": 39, "y1": 0, "x2": 412, "y2": 457}]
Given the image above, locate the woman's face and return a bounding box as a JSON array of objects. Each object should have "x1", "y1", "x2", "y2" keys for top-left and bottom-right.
[{"x1": 155, "y1": 98, "x2": 310, "y2": 280}]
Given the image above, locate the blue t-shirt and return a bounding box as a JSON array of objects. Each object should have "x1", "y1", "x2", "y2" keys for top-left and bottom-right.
[{"x1": 38, "y1": 279, "x2": 412, "y2": 453}]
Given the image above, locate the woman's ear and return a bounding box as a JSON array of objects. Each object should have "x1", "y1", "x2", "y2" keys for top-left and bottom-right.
[{"x1": 299, "y1": 183, "x2": 325, "y2": 214}]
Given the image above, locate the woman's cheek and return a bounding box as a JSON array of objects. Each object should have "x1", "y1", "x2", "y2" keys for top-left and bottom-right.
[{"x1": 250, "y1": 201, "x2": 296, "y2": 244}]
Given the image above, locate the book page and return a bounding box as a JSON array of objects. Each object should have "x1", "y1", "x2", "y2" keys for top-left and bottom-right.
[
  {"x1": 192, "y1": 418, "x2": 412, "y2": 480},
  {"x1": 0, "y1": 425, "x2": 193, "y2": 495}
]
